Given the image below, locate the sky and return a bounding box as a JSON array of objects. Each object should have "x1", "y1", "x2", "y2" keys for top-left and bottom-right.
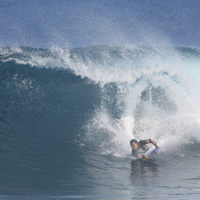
[{"x1": 1, "y1": 0, "x2": 200, "y2": 48}]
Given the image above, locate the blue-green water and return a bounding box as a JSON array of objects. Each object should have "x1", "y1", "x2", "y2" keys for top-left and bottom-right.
[{"x1": 1, "y1": 46, "x2": 200, "y2": 199}]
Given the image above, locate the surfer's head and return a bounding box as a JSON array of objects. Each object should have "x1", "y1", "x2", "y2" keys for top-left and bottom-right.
[
  {"x1": 130, "y1": 139, "x2": 139, "y2": 149},
  {"x1": 130, "y1": 139, "x2": 137, "y2": 144}
]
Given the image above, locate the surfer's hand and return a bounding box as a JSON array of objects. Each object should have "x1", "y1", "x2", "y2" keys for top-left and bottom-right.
[{"x1": 142, "y1": 154, "x2": 149, "y2": 159}]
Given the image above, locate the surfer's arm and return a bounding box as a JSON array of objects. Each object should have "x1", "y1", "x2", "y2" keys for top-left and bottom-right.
[
  {"x1": 148, "y1": 139, "x2": 159, "y2": 148},
  {"x1": 141, "y1": 139, "x2": 160, "y2": 160}
]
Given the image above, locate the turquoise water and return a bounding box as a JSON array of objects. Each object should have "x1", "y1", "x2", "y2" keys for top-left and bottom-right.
[{"x1": 1, "y1": 46, "x2": 200, "y2": 199}]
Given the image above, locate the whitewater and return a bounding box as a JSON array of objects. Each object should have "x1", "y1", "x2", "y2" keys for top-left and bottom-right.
[{"x1": 1, "y1": 45, "x2": 200, "y2": 199}]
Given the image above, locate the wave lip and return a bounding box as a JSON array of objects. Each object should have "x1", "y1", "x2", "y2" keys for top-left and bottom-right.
[{"x1": 1, "y1": 45, "x2": 198, "y2": 84}]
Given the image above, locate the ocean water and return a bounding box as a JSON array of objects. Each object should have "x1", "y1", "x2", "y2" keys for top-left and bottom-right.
[{"x1": 1, "y1": 45, "x2": 200, "y2": 199}]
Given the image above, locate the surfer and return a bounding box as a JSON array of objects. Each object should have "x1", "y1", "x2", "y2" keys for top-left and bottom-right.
[{"x1": 130, "y1": 138, "x2": 160, "y2": 160}]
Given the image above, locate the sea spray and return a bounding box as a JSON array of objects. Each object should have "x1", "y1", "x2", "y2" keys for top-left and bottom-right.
[{"x1": 1, "y1": 45, "x2": 200, "y2": 157}]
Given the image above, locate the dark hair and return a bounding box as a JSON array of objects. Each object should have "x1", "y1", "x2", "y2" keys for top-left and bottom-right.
[{"x1": 130, "y1": 139, "x2": 137, "y2": 144}]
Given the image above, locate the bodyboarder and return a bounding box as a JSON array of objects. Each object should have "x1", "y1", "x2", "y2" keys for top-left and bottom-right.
[{"x1": 130, "y1": 138, "x2": 160, "y2": 160}]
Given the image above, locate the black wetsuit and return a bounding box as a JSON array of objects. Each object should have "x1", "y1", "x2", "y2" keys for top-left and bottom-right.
[{"x1": 131, "y1": 140, "x2": 149, "y2": 157}]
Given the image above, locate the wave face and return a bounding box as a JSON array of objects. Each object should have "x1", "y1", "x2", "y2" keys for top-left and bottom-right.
[{"x1": 1, "y1": 45, "x2": 200, "y2": 198}]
